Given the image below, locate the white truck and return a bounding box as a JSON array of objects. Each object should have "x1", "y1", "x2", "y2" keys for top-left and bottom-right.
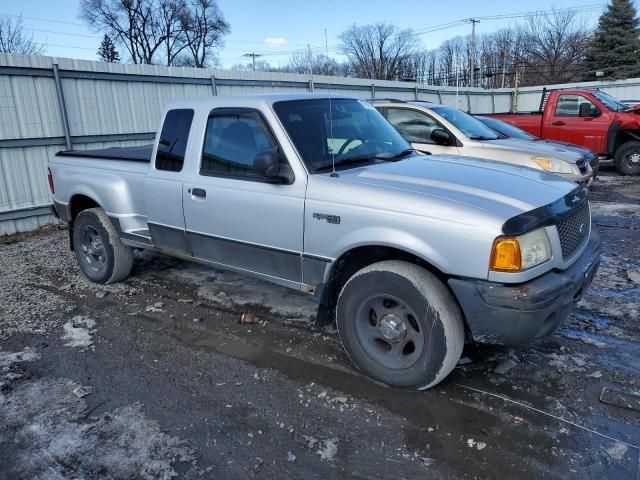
[{"x1": 49, "y1": 94, "x2": 601, "y2": 389}]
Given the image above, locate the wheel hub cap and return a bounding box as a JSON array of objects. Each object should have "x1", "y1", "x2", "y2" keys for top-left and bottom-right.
[
  {"x1": 379, "y1": 314, "x2": 407, "y2": 342},
  {"x1": 630, "y1": 152, "x2": 640, "y2": 164}
]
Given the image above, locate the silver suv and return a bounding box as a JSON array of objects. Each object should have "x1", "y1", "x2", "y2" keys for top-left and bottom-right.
[{"x1": 372, "y1": 99, "x2": 593, "y2": 185}]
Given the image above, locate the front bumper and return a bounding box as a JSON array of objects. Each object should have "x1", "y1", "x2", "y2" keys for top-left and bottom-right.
[
  {"x1": 448, "y1": 231, "x2": 601, "y2": 345},
  {"x1": 560, "y1": 165, "x2": 594, "y2": 187}
]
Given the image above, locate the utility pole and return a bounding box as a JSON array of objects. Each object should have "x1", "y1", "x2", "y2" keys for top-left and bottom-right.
[
  {"x1": 512, "y1": 68, "x2": 521, "y2": 113},
  {"x1": 468, "y1": 18, "x2": 480, "y2": 88},
  {"x1": 243, "y1": 52, "x2": 262, "y2": 71},
  {"x1": 307, "y1": 43, "x2": 313, "y2": 76}
]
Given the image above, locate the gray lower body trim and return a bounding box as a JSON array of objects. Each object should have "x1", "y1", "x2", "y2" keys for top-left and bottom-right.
[
  {"x1": 302, "y1": 255, "x2": 331, "y2": 290},
  {"x1": 118, "y1": 220, "x2": 334, "y2": 294},
  {"x1": 147, "y1": 222, "x2": 190, "y2": 255},
  {"x1": 188, "y1": 229, "x2": 302, "y2": 284}
]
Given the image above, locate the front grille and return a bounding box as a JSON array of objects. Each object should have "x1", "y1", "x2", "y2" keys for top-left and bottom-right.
[{"x1": 556, "y1": 202, "x2": 590, "y2": 259}]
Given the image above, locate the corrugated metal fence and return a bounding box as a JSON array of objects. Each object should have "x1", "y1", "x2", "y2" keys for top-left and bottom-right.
[{"x1": 2, "y1": 52, "x2": 640, "y2": 235}]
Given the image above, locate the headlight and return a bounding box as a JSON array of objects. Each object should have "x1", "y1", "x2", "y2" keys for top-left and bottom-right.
[
  {"x1": 490, "y1": 228, "x2": 552, "y2": 272},
  {"x1": 531, "y1": 156, "x2": 575, "y2": 174}
]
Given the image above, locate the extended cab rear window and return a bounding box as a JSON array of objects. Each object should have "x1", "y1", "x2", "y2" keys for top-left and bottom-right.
[{"x1": 155, "y1": 109, "x2": 194, "y2": 172}]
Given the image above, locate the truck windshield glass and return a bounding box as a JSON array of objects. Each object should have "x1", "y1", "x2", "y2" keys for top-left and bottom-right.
[
  {"x1": 593, "y1": 91, "x2": 628, "y2": 112},
  {"x1": 431, "y1": 106, "x2": 499, "y2": 141},
  {"x1": 476, "y1": 116, "x2": 538, "y2": 140},
  {"x1": 274, "y1": 98, "x2": 412, "y2": 172}
]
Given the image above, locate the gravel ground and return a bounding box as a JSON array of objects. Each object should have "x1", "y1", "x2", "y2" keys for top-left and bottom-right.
[{"x1": 0, "y1": 168, "x2": 639, "y2": 479}]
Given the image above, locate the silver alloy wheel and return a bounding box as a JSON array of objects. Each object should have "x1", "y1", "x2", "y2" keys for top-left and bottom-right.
[
  {"x1": 80, "y1": 225, "x2": 106, "y2": 273},
  {"x1": 625, "y1": 150, "x2": 640, "y2": 168},
  {"x1": 354, "y1": 293, "x2": 425, "y2": 369}
]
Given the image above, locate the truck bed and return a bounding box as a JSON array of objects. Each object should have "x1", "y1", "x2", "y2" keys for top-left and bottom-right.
[
  {"x1": 56, "y1": 145, "x2": 153, "y2": 163},
  {"x1": 483, "y1": 113, "x2": 543, "y2": 137}
]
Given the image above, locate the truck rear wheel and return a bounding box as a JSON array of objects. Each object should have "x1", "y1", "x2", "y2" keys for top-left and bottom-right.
[
  {"x1": 72, "y1": 208, "x2": 133, "y2": 284},
  {"x1": 336, "y1": 260, "x2": 464, "y2": 390},
  {"x1": 614, "y1": 141, "x2": 640, "y2": 175}
]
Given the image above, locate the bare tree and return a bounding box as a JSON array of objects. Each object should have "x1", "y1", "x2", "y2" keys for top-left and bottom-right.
[
  {"x1": 0, "y1": 15, "x2": 45, "y2": 55},
  {"x1": 519, "y1": 9, "x2": 590, "y2": 84},
  {"x1": 180, "y1": 0, "x2": 229, "y2": 68},
  {"x1": 159, "y1": 0, "x2": 189, "y2": 66},
  {"x1": 81, "y1": 0, "x2": 228, "y2": 66},
  {"x1": 412, "y1": 9, "x2": 590, "y2": 89},
  {"x1": 283, "y1": 50, "x2": 343, "y2": 76},
  {"x1": 339, "y1": 23, "x2": 419, "y2": 80},
  {"x1": 81, "y1": 0, "x2": 167, "y2": 64},
  {"x1": 231, "y1": 59, "x2": 273, "y2": 72}
]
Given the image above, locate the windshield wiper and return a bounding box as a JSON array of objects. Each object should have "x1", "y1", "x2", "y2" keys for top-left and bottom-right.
[
  {"x1": 390, "y1": 148, "x2": 416, "y2": 159},
  {"x1": 314, "y1": 156, "x2": 378, "y2": 172},
  {"x1": 315, "y1": 148, "x2": 416, "y2": 172},
  {"x1": 469, "y1": 135, "x2": 499, "y2": 141}
]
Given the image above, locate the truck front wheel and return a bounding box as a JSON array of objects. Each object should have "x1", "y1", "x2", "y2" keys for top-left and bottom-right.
[
  {"x1": 72, "y1": 208, "x2": 133, "y2": 284},
  {"x1": 336, "y1": 260, "x2": 464, "y2": 390},
  {"x1": 614, "y1": 141, "x2": 640, "y2": 175}
]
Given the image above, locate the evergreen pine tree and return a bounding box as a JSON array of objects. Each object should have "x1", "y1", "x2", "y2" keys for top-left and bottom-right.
[
  {"x1": 97, "y1": 35, "x2": 121, "y2": 63},
  {"x1": 583, "y1": 0, "x2": 640, "y2": 79}
]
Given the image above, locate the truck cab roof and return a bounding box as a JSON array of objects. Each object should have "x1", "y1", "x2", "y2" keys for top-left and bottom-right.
[{"x1": 164, "y1": 93, "x2": 354, "y2": 111}]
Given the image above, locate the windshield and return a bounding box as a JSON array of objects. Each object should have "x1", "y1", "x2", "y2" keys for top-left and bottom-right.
[
  {"x1": 431, "y1": 106, "x2": 500, "y2": 140},
  {"x1": 273, "y1": 98, "x2": 412, "y2": 172},
  {"x1": 593, "y1": 91, "x2": 628, "y2": 112},
  {"x1": 476, "y1": 116, "x2": 538, "y2": 140}
]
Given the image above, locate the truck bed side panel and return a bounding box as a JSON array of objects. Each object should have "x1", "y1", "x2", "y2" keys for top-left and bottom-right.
[
  {"x1": 49, "y1": 156, "x2": 149, "y2": 232},
  {"x1": 484, "y1": 113, "x2": 544, "y2": 137}
]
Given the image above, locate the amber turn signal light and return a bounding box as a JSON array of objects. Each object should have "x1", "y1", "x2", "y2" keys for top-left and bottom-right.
[{"x1": 490, "y1": 237, "x2": 522, "y2": 272}]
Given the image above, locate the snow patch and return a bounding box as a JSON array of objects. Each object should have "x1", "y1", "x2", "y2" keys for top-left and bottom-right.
[
  {"x1": 61, "y1": 315, "x2": 96, "y2": 349},
  {"x1": 316, "y1": 437, "x2": 339, "y2": 461}
]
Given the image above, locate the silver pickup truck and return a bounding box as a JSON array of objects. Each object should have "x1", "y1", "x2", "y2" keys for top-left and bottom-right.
[{"x1": 49, "y1": 93, "x2": 601, "y2": 390}]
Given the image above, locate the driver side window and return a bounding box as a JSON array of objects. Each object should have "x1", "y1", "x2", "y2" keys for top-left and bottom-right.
[
  {"x1": 555, "y1": 95, "x2": 597, "y2": 117},
  {"x1": 386, "y1": 108, "x2": 442, "y2": 144},
  {"x1": 201, "y1": 109, "x2": 278, "y2": 178}
]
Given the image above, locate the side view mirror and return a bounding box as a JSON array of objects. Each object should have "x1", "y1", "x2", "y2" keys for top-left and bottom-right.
[
  {"x1": 253, "y1": 151, "x2": 294, "y2": 184},
  {"x1": 579, "y1": 103, "x2": 600, "y2": 117},
  {"x1": 431, "y1": 128, "x2": 453, "y2": 146}
]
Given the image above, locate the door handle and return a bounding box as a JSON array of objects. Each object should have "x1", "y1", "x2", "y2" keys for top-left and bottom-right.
[
  {"x1": 552, "y1": 121, "x2": 566, "y2": 126},
  {"x1": 191, "y1": 188, "x2": 206, "y2": 198}
]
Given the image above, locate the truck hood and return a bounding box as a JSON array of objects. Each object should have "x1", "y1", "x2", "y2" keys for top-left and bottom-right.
[
  {"x1": 333, "y1": 154, "x2": 576, "y2": 224},
  {"x1": 476, "y1": 138, "x2": 585, "y2": 163}
]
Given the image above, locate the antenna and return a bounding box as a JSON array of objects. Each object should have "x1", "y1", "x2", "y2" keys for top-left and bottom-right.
[{"x1": 325, "y1": 28, "x2": 338, "y2": 178}]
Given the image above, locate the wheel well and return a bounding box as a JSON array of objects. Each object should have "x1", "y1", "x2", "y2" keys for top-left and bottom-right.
[
  {"x1": 67, "y1": 194, "x2": 100, "y2": 250},
  {"x1": 316, "y1": 245, "x2": 448, "y2": 326},
  {"x1": 613, "y1": 129, "x2": 640, "y2": 154}
]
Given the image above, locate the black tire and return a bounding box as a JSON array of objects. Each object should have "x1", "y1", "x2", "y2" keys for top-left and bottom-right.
[
  {"x1": 614, "y1": 141, "x2": 640, "y2": 175},
  {"x1": 72, "y1": 208, "x2": 133, "y2": 284},
  {"x1": 336, "y1": 260, "x2": 464, "y2": 390}
]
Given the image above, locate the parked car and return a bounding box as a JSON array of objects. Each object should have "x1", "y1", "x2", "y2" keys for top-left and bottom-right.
[
  {"x1": 476, "y1": 115, "x2": 600, "y2": 179},
  {"x1": 49, "y1": 94, "x2": 601, "y2": 390},
  {"x1": 485, "y1": 88, "x2": 640, "y2": 175},
  {"x1": 620, "y1": 100, "x2": 640, "y2": 108},
  {"x1": 370, "y1": 99, "x2": 593, "y2": 185}
]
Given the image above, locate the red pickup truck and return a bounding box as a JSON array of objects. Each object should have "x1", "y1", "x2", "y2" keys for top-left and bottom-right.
[{"x1": 487, "y1": 88, "x2": 640, "y2": 175}]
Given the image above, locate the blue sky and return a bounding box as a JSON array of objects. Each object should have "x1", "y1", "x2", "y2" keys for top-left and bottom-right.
[{"x1": 0, "y1": 0, "x2": 617, "y2": 68}]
